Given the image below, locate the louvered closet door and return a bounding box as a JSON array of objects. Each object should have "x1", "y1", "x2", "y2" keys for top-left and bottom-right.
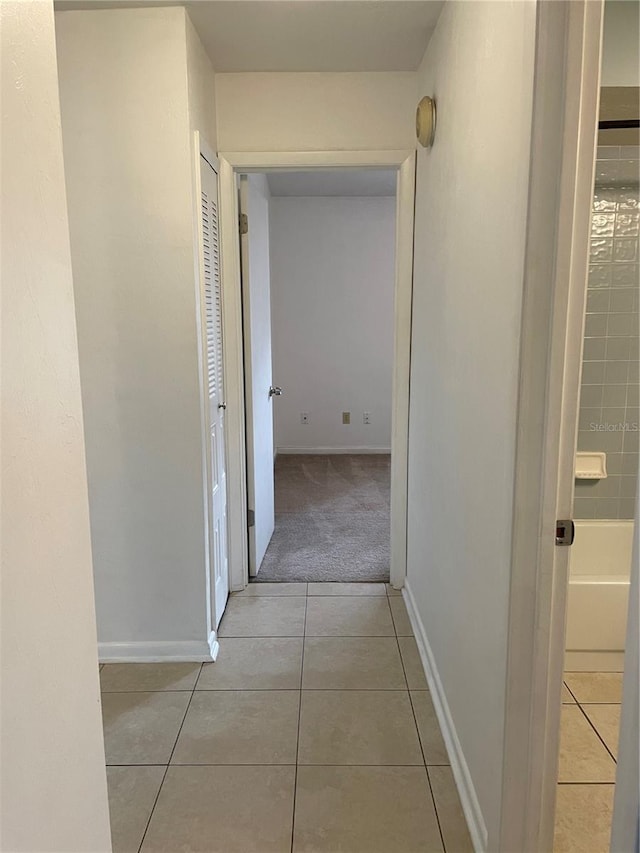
[{"x1": 200, "y1": 153, "x2": 228, "y2": 629}]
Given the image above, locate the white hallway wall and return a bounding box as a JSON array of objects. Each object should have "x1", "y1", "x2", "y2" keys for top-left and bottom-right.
[
  {"x1": 405, "y1": 1, "x2": 536, "y2": 850},
  {"x1": 1, "y1": 0, "x2": 111, "y2": 848},
  {"x1": 186, "y1": 12, "x2": 217, "y2": 146},
  {"x1": 270, "y1": 196, "x2": 396, "y2": 452},
  {"x1": 0, "y1": 5, "x2": 567, "y2": 848},
  {"x1": 215, "y1": 71, "x2": 417, "y2": 151},
  {"x1": 56, "y1": 6, "x2": 216, "y2": 655},
  {"x1": 601, "y1": 0, "x2": 640, "y2": 86},
  {"x1": 54, "y1": 32, "x2": 416, "y2": 652}
]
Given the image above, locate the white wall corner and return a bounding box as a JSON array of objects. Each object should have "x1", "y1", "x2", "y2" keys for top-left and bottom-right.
[{"x1": 403, "y1": 582, "x2": 488, "y2": 852}]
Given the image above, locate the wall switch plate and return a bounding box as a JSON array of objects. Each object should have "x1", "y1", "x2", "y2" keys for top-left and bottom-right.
[
  {"x1": 342, "y1": 411, "x2": 351, "y2": 425},
  {"x1": 300, "y1": 412, "x2": 309, "y2": 424},
  {"x1": 363, "y1": 412, "x2": 371, "y2": 424}
]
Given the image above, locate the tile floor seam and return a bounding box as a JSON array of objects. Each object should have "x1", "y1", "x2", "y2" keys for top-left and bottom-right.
[
  {"x1": 574, "y1": 699, "x2": 618, "y2": 765},
  {"x1": 394, "y1": 633, "x2": 411, "y2": 694},
  {"x1": 101, "y1": 593, "x2": 475, "y2": 852},
  {"x1": 302, "y1": 687, "x2": 421, "y2": 692},
  {"x1": 563, "y1": 680, "x2": 579, "y2": 705},
  {"x1": 105, "y1": 762, "x2": 460, "y2": 769},
  {"x1": 101, "y1": 689, "x2": 196, "y2": 694},
  {"x1": 192, "y1": 687, "x2": 430, "y2": 691},
  {"x1": 290, "y1": 593, "x2": 308, "y2": 853},
  {"x1": 307, "y1": 628, "x2": 391, "y2": 634},
  {"x1": 384, "y1": 595, "x2": 396, "y2": 636},
  {"x1": 228, "y1": 686, "x2": 427, "y2": 693},
  {"x1": 221, "y1": 635, "x2": 306, "y2": 639},
  {"x1": 395, "y1": 630, "x2": 448, "y2": 852},
  {"x1": 563, "y1": 672, "x2": 624, "y2": 705},
  {"x1": 555, "y1": 673, "x2": 623, "y2": 851},
  {"x1": 134, "y1": 757, "x2": 167, "y2": 850},
  {"x1": 220, "y1": 633, "x2": 426, "y2": 638},
  {"x1": 415, "y1": 708, "x2": 448, "y2": 852},
  {"x1": 136, "y1": 662, "x2": 203, "y2": 853},
  {"x1": 106, "y1": 762, "x2": 300, "y2": 767}
]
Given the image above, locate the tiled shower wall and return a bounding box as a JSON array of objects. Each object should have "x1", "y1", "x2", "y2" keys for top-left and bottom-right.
[{"x1": 574, "y1": 145, "x2": 639, "y2": 520}]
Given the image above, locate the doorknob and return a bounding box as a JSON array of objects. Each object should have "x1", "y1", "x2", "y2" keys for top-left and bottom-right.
[{"x1": 269, "y1": 386, "x2": 282, "y2": 397}]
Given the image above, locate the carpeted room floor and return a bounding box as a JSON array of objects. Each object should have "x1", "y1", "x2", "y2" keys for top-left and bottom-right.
[{"x1": 255, "y1": 454, "x2": 391, "y2": 583}]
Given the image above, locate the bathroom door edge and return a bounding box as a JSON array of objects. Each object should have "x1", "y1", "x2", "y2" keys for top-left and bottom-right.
[{"x1": 500, "y1": 2, "x2": 604, "y2": 851}]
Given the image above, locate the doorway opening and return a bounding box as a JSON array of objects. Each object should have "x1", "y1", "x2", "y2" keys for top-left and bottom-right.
[
  {"x1": 239, "y1": 168, "x2": 397, "y2": 584},
  {"x1": 216, "y1": 150, "x2": 415, "y2": 593}
]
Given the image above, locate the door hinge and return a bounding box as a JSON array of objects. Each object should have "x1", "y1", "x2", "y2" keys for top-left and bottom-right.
[
  {"x1": 555, "y1": 519, "x2": 575, "y2": 546},
  {"x1": 247, "y1": 509, "x2": 255, "y2": 528},
  {"x1": 239, "y1": 213, "x2": 248, "y2": 235}
]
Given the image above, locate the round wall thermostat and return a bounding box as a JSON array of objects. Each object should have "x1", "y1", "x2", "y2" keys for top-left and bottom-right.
[{"x1": 416, "y1": 96, "x2": 436, "y2": 148}]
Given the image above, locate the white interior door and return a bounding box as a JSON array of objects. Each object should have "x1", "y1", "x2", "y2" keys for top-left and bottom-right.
[
  {"x1": 200, "y1": 152, "x2": 229, "y2": 626},
  {"x1": 239, "y1": 175, "x2": 276, "y2": 575}
]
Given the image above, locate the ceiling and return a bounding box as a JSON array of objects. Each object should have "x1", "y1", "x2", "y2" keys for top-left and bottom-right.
[
  {"x1": 54, "y1": 1, "x2": 444, "y2": 72},
  {"x1": 265, "y1": 169, "x2": 397, "y2": 197}
]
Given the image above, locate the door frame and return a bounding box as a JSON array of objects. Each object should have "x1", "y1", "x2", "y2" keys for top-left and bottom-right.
[
  {"x1": 217, "y1": 149, "x2": 416, "y2": 591},
  {"x1": 499, "y1": 2, "x2": 603, "y2": 850}
]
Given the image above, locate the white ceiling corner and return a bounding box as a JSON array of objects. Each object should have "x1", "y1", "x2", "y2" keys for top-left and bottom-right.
[
  {"x1": 53, "y1": 0, "x2": 444, "y2": 72},
  {"x1": 186, "y1": 1, "x2": 444, "y2": 72}
]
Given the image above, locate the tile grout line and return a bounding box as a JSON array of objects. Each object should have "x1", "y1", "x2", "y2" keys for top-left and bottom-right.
[
  {"x1": 574, "y1": 696, "x2": 618, "y2": 765},
  {"x1": 107, "y1": 586, "x2": 465, "y2": 851},
  {"x1": 387, "y1": 593, "x2": 399, "y2": 636},
  {"x1": 104, "y1": 687, "x2": 432, "y2": 694},
  {"x1": 135, "y1": 662, "x2": 203, "y2": 853},
  {"x1": 563, "y1": 680, "x2": 580, "y2": 705},
  {"x1": 222, "y1": 630, "x2": 398, "y2": 636},
  {"x1": 103, "y1": 689, "x2": 206, "y2": 694},
  {"x1": 290, "y1": 593, "x2": 308, "y2": 853},
  {"x1": 200, "y1": 687, "x2": 427, "y2": 692},
  {"x1": 108, "y1": 762, "x2": 449, "y2": 767},
  {"x1": 241, "y1": 594, "x2": 387, "y2": 598},
  {"x1": 393, "y1": 605, "x2": 448, "y2": 853},
  {"x1": 407, "y1": 681, "x2": 448, "y2": 852},
  {"x1": 111, "y1": 588, "x2": 446, "y2": 848}
]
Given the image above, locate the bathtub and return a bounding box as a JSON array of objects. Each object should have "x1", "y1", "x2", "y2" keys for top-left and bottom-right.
[{"x1": 565, "y1": 519, "x2": 634, "y2": 671}]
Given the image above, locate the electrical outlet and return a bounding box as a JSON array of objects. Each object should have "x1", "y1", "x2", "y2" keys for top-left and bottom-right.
[
  {"x1": 363, "y1": 412, "x2": 371, "y2": 424},
  {"x1": 342, "y1": 411, "x2": 351, "y2": 425},
  {"x1": 300, "y1": 412, "x2": 309, "y2": 424}
]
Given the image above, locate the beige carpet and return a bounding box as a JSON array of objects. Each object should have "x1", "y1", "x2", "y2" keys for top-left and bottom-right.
[{"x1": 256, "y1": 454, "x2": 391, "y2": 583}]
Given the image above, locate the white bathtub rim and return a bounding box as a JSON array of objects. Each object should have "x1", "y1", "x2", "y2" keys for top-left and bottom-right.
[{"x1": 570, "y1": 518, "x2": 635, "y2": 579}]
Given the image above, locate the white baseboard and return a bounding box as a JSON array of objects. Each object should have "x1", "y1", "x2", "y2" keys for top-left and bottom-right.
[
  {"x1": 99, "y1": 639, "x2": 216, "y2": 663},
  {"x1": 276, "y1": 446, "x2": 391, "y2": 455},
  {"x1": 403, "y1": 582, "x2": 487, "y2": 852},
  {"x1": 208, "y1": 631, "x2": 220, "y2": 661}
]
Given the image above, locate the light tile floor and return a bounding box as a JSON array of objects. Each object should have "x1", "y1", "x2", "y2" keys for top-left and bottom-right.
[
  {"x1": 554, "y1": 671, "x2": 623, "y2": 852},
  {"x1": 101, "y1": 583, "x2": 474, "y2": 853}
]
